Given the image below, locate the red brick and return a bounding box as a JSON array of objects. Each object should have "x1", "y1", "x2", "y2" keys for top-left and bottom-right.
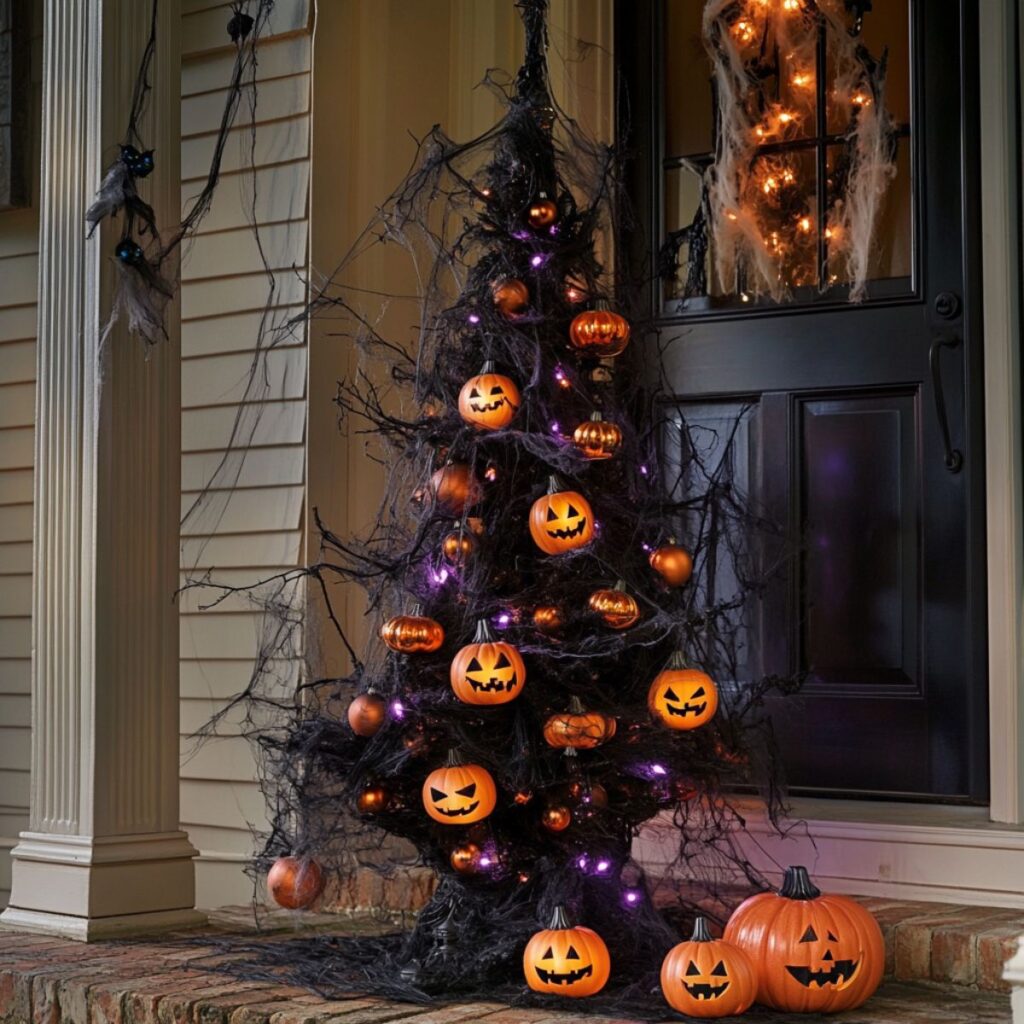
[
  {"x1": 978, "y1": 925, "x2": 1022, "y2": 994},
  {"x1": 30, "y1": 976, "x2": 59, "y2": 1024},
  {"x1": 88, "y1": 985, "x2": 126, "y2": 1024},
  {"x1": 0, "y1": 968, "x2": 32, "y2": 1024},
  {"x1": 892, "y1": 910, "x2": 968, "y2": 981}
]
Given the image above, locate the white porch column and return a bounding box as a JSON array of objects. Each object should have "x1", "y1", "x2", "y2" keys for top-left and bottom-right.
[{"x1": 0, "y1": 0, "x2": 202, "y2": 939}]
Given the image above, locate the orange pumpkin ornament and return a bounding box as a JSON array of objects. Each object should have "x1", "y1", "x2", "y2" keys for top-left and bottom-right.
[
  {"x1": 347, "y1": 690, "x2": 387, "y2": 737},
  {"x1": 527, "y1": 192, "x2": 558, "y2": 228},
  {"x1": 572, "y1": 412, "x2": 623, "y2": 460},
  {"x1": 648, "y1": 652, "x2": 719, "y2": 730},
  {"x1": 450, "y1": 619, "x2": 526, "y2": 705},
  {"x1": 442, "y1": 526, "x2": 476, "y2": 566},
  {"x1": 533, "y1": 604, "x2": 565, "y2": 635},
  {"x1": 523, "y1": 906, "x2": 611, "y2": 997},
  {"x1": 450, "y1": 842, "x2": 483, "y2": 874},
  {"x1": 267, "y1": 855, "x2": 324, "y2": 910},
  {"x1": 568, "y1": 300, "x2": 631, "y2": 358},
  {"x1": 356, "y1": 783, "x2": 391, "y2": 814},
  {"x1": 588, "y1": 580, "x2": 640, "y2": 629},
  {"x1": 724, "y1": 866, "x2": 885, "y2": 1013},
  {"x1": 458, "y1": 361, "x2": 520, "y2": 431},
  {"x1": 650, "y1": 538, "x2": 693, "y2": 587},
  {"x1": 380, "y1": 608, "x2": 445, "y2": 654},
  {"x1": 492, "y1": 278, "x2": 530, "y2": 318},
  {"x1": 429, "y1": 463, "x2": 482, "y2": 516},
  {"x1": 529, "y1": 476, "x2": 594, "y2": 555},
  {"x1": 541, "y1": 804, "x2": 572, "y2": 831},
  {"x1": 660, "y1": 917, "x2": 758, "y2": 1018},
  {"x1": 543, "y1": 696, "x2": 617, "y2": 749},
  {"x1": 422, "y1": 749, "x2": 497, "y2": 825}
]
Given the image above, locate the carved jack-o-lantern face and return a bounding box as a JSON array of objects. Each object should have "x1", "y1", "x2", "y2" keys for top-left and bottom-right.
[
  {"x1": 422, "y1": 754, "x2": 497, "y2": 825},
  {"x1": 724, "y1": 866, "x2": 885, "y2": 1013},
  {"x1": 523, "y1": 907, "x2": 611, "y2": 997},
  {"x1": 458, "y1": 363, "x2": 520, "y2": 431},
  {"x1": 648, "y1": 657, "x2": 719, "y2": 731},
  {"x1": 450, "y1": 620, "x2": 526, "y2": 705},
  {"x1": 529, "y1": 478, "x2": 594, "y2": 555}
]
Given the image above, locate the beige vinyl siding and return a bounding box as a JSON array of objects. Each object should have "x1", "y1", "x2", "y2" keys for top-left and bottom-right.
[
  {"x1": 0, "y1": 0, "x2": 42, "y2": 911},
  {"x1": 179, "y1": 0, "x2": 311, "y2": 909}
]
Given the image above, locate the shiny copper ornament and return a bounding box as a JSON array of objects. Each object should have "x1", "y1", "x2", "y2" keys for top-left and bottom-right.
[
  {"x1": 356, "y1": 784, "x2": 390, "y2": 814},
  {"x1": 347, "y1": 691, "x2": 387, "y2": 737},
  {"x1": 380, "y1": 609, "x2": 445, "y2": 654},
  {"x1": 267, "y1": 855, "x2": 324, "y2": 910},
  {"x1": 442, "y1": 528, "x2": 476, "y2": 566},
  {"x1": 429, "y1": 463, "x2": 482, "y2": 515},
  {"x1": 527, "y1": 193, "x2": 558, "y2": 228},
  {"x1": 492, "y1": 278, "x2": 530, "y2": 319},
  {"x1": 450, "y1": 842, "x2": 483, "y2": 874},
  {"x1": 568, "y1": 301, "x2": 631, "y2": 357},
  {"x1": 588, "y1": 581, "x2": 641, "y2": 630},
  {"x1": 541, "y1": 804, "x2": 572, "y2": 832},
  {"x1": 572, "y1": 412, "x2": 623, "y2": 460},
  {"x1": 532, "y1": 604, "x2": 565, "y2": 635},
  {"x1": 543, "y1": 697, "x2": 618, "y2": 749},
  {"x1": 649, "y1": 539, "x2": 693, "y2": 587}
]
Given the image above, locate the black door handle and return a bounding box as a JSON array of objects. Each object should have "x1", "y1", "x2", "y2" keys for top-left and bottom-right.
[{"x1": 928, "y1": 334, "x2": 963, "y2": 473}]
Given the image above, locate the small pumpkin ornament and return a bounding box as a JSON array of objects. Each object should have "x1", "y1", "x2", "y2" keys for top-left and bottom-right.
[
  {"x1": 492, "y1": 278, "x2": 530, "y2": 319},
  {"x1": 380, "y1": 607, "x2": 445, "y2": 654},
  {"x1": 442, "y1": 526, "x2": 477, "y2": 566},
  {"x1": 650, "y1": 538, "x2": 693, "y2": 587},
  {"x1": 422, "y1": 749, "x2": 497, "y2": 825},
  {"x1": 458, "y1": 361, "x2": 520, "y2": 431},
  {"x1": 523, "y1": 906, "x2": 611, "y2": 997},
  {"x1": 541, "y1": 804, "x2": 572, "y2": 831},
  {"x1": 588, "y1": 580, "x2": 640, "y2": 630},
  {"x1": 267, "y1": 855, "x2": 324, "y2": 910},
  {"x1": 648, "y1": 651, "x2": 719, "y2": 730},
  {"x1": 543, "y1": 696, "x2": 617, "y2": 749},
  {"x1": 724, "y1": 866, "x2": 884, "y2": 1013},
  {"x1": 450, "y1": 619, "x2": 526, "y2": 705},
  {"x1": 356, "y1": 783, "x2": 391, "y2": 814},
  {"x1": 527, "y1": 192, "x2": 558, "y2": 228},
  {"x1": 347, "y1": 690, "x2": 387, "y2": 737},
  {"x1": 429, "y1": 463, "x2": 482, "y2": 516},
  {"x1": 450, "y1": 842, "x2": 483, "y2": 874},
  {"x1": 533, "y1": 604, "x2": 565, "y2": 635},
  {"x1": 529, "y1": 476, "x2": 594, "y2": 555},
  {"x1": 568, "y1": 300, "x2": 631, "y2": 358},
  {"x1": 572, "y1": 412, "x2": 623, "y2": 460}
]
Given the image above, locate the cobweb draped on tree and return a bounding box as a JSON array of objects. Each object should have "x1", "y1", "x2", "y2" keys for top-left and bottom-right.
[{"x1": 187, "y1": 0, "x2": 799, "y2": 1015}]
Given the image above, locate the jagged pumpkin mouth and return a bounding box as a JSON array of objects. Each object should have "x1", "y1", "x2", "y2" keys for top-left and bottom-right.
[
  {"x1": 469, "y1": 397, "x2": 511, "y2": 413},
  {"x1": 546, "y1": 519, "x2": 587, "y2": 540},
  {"x1": 535, "y1": 964, "x2": 594, "y2": 985},
  {"x1": 466, "y1": 672, "x2": 518, "y2": 692},
  {"x1": 786, "y1": 959, "x2": 860, "y2": 989},
  {"x1": 682, "y1": 980, "x2": 730, "y2": 1001},
  {"x1": 432, "y1": 801, "x2": 480, "y2": 818}
]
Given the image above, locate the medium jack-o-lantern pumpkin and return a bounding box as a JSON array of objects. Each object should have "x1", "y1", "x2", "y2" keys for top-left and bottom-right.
[
  {"x1": 429, "y1": 463, "x2": 482, "y2": 515},
  {"x1": 568, "y1": 301, "x2": 630, "y2": 358},
  {"x1": 450, "y1": 619, "x2": 526, "y2": 705},
  {"x1": 529, "y1": 476, "x2": 594, "y2": 555},
  {"x1": 648, "y1": 652, "x2": 719, "y2": 730},
  {"x1": 650, "y1": 538, "x2": 693, "y2": 587},
  {"x1": 660, "y1": 917, "x2": 757, "y2": 1018},
  {"x1": 267, "y1": 855, "x2": 324, "y2": 910},
  {"x1": 458, "y1": 361, "x2": 520, "y2": 431},
  {"x1": 527, "y1": 192, "x2": 558, "y2": 228},
  {"x1": 380, "y1": 608, "x2": 445, "y2": 654},
  {"x1": 588, "y1": 581, "x2": 640, "y2": 629},
  {"x1": 523, "y1": 906, "x2": 611, "y2": 997},
  {"x1": 572, "y1": 412, "x2": 622, "y2": 460},
  {"x1": 724, "y1": 866, "x2": 884, "y2": 1013},
  {"x1": 543, "y1": 696, "x2": 617, "y2": 749},
  {"x1": 422, "y1": 749, "x2": 497, "y2": 825}
]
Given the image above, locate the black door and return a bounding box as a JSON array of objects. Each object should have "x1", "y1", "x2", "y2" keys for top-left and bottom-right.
[{"x1": 619, "y1": 0, "x2": 987, "y2": 801}]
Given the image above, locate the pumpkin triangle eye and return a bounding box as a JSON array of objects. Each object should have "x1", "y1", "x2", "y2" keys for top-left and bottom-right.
[
  {"x1": 429, "y1": 787, "x2": 446, "y2": 802},
  {"x1": 566, "y1": 504, "x2": 579, "y2": 517},
  {"x1": 685, "y1": 961, "x2": 701, "y2": 976},
  {"x1": 546, "y1": 507, "x2": 558, "y2": 521},
  {"x1": 565, "y1": 945, "x2": 580, "y2": 960},
  {"x1": 490, "y1": 386, "x2": 504, "y2": 395},
  {"x1": 541, "y1": 946, "x2": 554, "y2": 960},
  {"x1": 800, "y1": 925, "x2": 818, "y2": 943},
  {"x1": 494, "y1": 652, "x2": 511, "y2": 669},
  {"x1": 827, "y1": 931, "x2": 838, "y2": 941},
  {"x1": 456, "y1": 783, "x2": 476, "y2": 797},
  {"x1": 710, "y1": 960, "x2": 728, "y2": 977},
  {"x1": 691, "y1": 686, "x2": 706, "y2": 698},
  {"x1": 466, "y1": 657, "x2": 483, "y2": 672},
  {"x1": 664, "y1": 687, "x2": 679, "y2": 702},
  {"x1": 469, "y1": 388, "x2": 480, "y2": 398}
]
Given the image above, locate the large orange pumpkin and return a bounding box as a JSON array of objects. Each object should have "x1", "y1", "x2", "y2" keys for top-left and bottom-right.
[
  {"x1": 380, "y1": 609, "x2": 445, "y2": 654},
  {"x1": 568, "y1": 302, "x2": 631, "y2": 357},
  {"x1": 429, "y1": 463, "x2": 482, "y2": 515},
  {"x1": 543, "y1": 696, "x2": 616, "y2": 749},
  {"x1": 450, "y1": 619, "x2": 526, "y2": 705},
  {"x1": 648, "y1": 652, "x2": 719, "y2": 730},
  {"x1": 523, "y1": 906, "x2": 611, "y2": 997},
  {"x1": 724, "y1": 865, "x2": 885, "y2": 1013},
  {"x1": 529, "y1": 476, "x2": 594, "y2": 555},
  {"x1": 457, "y1": 361, "x2": 520, "y2": 431},
  {"x1": 660, "y1": 916, "x2": 758, "y2": 1018},
  {"x1": 422, "y1": 750, "x2": 497, "y2": 825}
]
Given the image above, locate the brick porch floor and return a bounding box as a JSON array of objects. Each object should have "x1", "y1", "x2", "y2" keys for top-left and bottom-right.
[{"x1": 0, "y1": 907, "x2": 1016, "y2": 1024}]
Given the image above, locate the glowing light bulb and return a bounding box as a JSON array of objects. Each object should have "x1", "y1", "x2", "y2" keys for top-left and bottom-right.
[
  {"x1": 778, "y1": 111, "x2": 795, "y2": 125},
  {"x1": 530, "y1": 253, "x2": 546, "y2": 268},
  {"x1": 792, "y1": 71, "x2": 813, "y2": 88},
  {"x1": 851, "y1": 91, "x2": 872, "y2": 107},
  {"x1": 596, "y1": 860, "x2": 611, "y2": 874},
  {"x1": 468, "y1": 313, "x2": 480, "y2": 324},
  {"x1": 797, "y1": 216, "x2": 812, "y2": 233},
  {"x1": 390, "y1": 700, "x2": 405, "y2": 719},
  {"x1": 732, "y1": 19, "x2": 756, "y2": 44},
  {"x1": 624, "y1": 889, "x2": 642, "y2": 906},
  {"x1": 485, "y1": 465, "x2": 498, "y2": 482},
  {"x1": 783, "y1": 0, "x2": 801, "y2": 10}
]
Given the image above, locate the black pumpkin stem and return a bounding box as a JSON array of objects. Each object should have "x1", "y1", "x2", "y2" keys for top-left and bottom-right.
[
  {"x1": 780, "y1": 865, "x2": 822, "y2": 901},
  {"x1": 690, "y1": 916, "x2": 714, "y2": 943},
  {"x1": 549, "y1": 905, "x2": 574, "y2": 929}
]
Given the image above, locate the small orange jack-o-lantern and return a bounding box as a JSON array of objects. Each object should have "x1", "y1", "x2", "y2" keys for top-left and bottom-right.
[
  {"x1": 660, "y1": 917, "x2": 758, "y2": 1018},
  {"x1": 458, "y1": 361, "x2": 521, "y2": 431},
  {"x1": 649, "y1": 538, "x2": 693, "y2": 587},
  {"x1": 267, "y1": 855, "x2": 324, "y2": 910},
  {"x1": 380, "y1": 607, "x2": 445, "y2": 654},
  {"x1": 523, "y1": 906, "x2": 611, "y2": 997},
  {"x1": 429, "y1": 463, "x2": 482, "y2": 516},
  {"x1": 724, "y1": 866, "x2": 885, "y2": 1013},
  {"x1": 568, "y1": 300, "x2": 631, "y2": 358},
  {"x1": 543, "y1": 696, "x2": 617, "y2": 749},
  {"x1": 527, "y1": 192, "x2": 558, "y2": 228},
  {"x1": 529, "y1": 476, "x2": 594, "y2": 555},
  {"x1": 422, "y1": 749, "x2": 497, "y2": 825},
  {"x1": 450, "y1": 619, "x2": 526, "y2": 705},
  {"x1": 572, "y1": 412, "x2": 623, "y2": 460},
  {"x1": 648, "y1": 651, "x2": 719, "y2": 730},
  {"x1": 587, "y1": 580, "x2": 640, "y2": 629}
]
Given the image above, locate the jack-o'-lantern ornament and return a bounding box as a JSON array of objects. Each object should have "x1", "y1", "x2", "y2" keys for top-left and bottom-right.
[
  {"x1": 529, "y1": 476, "x2": 594, "y2": 555},
  {"x1": 660, "y1": 917, "x2": 757, "y2": 1018},
  {"x1": 450, "y1": 619, "x2": 526, "y2": 705},
  {"x1": 422, "y1": 749, "x2": 497, "y2": 825},
  {"x1": 543, "y1": 696, "x2": 617, "y2": 749},
  {"x1": 267, "y1": 855, "x2": 324, "y2": 910},
  {"x1": 568, "y1": 300, "x2": 631, "y2": 358},
  {"x1": 648, "y1": 652, "x2": 719, "y2": 730},
  {"x1": 458, "y1": 361, "x2": 520, "y2": 431},
  {"x1": 380, "y1": 608, "x2": 445, "y2": 654},
  {"x1": 527, "y1": 192, "x2": 558, "y2": 228},
  {"x1": 533, "y1": 604, "x2": 565, "y2": 635},
  {"x1": 429, "y1": 463, "x2": 482, "y2": 515},
  {"x1": 572, "y1": 412, "x2": 622, "y2": 460},
  {"x1": 650, "y1": 538, "x2": 693, "y2": 587},
  {"x1": 442, "y1": 526, "x2": 476, "y2": 566},
  {"x1": 587, "y1": 581, "x2": 640, "y2": 630},
  {"x1": 347, "y1": 690, "x2": 387, "y2": 737},
  {"x1": 523, "y1": 906, "x2": 611, "y2": 997},
  {"x1": 724, "y1": 866, "x2": 884, "y2": 1013},
  {"x1": 492, "y1": 278, "x2": 530, "y2": 319}
]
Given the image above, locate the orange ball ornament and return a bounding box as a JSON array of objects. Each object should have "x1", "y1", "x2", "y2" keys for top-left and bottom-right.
[
  {"x1": 527, "y1": 192, "x2": 558, "y2": 228},
  {"x1": 543, "y1": 696, "x2": 617, "y2": 749},
  {"x1": 356, "y1": 784, "x2": 390, "y2": 814},
  {"x1": 267, "y1": 855, "x2": 324, "y2": 910},
  {"x1": 588, "y1": 580, "x2": 640, "y2": 629},
  {"x1": 523, "y1": 906, "x2": 611, "y2": 997},
  {"x1": 450, "y1": 842, "x2": 483, "y2": 874},
  {"x1": 648, "y1": 652, "x2": 719, "y2": 730},
  {"x1": 347, "y1": 691, "x2": 387, "y2": 737},
  {"x1": 568, "y1": 302, "x2": 631, "y2": 357},
  {"x1": 492, "y1": 278, "x2": 530, "y2": 319},
  {"x1": 533, "y1": 604, "x2": 565, "y2": 634},
  {"x1": 422, "y1": 750, "x2": 497, "y2": 825},
  {"x1": 529, "y1": 476, "x2": 594, "y2": 555},
  {"x1": 541, "y1": 804, "x2": 572, "y2": 832},
  {"x1": 429, "y1": 463, "x2": 482, "y2": 516},
  {"x1": 572, "y1": 412, "x2": 622, "y2": 460},
  {"x1": 650, "y1": 539, "x2": 693, "y2": 587},
  {"x1": 450, "y1": 619, "x2": 526, "y2": 705},
  {"x1": 458, "y1": 361, "x2": 520, "y2": 431},
  {"x1": 442, "y1": 527, "x2": 476, "y2": 566},
  {"x1": 380, "y1": 608, "x2": 445, "y2": 654}
]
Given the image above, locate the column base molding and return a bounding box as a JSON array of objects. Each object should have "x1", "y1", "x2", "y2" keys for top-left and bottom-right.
[{"x1": 0, "y1": 906, "x2": 207, "y2": 941}]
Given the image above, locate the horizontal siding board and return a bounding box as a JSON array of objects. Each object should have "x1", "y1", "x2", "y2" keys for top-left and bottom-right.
[
  {"x1": 183, "y1": 305, "x2": 307, "y2": 358},
  {"x1": 0, "y1": 429, "x2": 33, "y2": 471},
  {"x1": 0, "y1": 544, "x2": 31, "y2": 575},
  {"x1": 182, "y1": 33, "x2": 311, "y2": 95},
  {"x1": 182, "y1": 0, "x2": 310, "y2": 56},
  {"x1": 183, "y1": 73, "x2": 309, "y2": 137},
  {"x1": 180, "y1": 656, "x2": 299, "y2": 699},
  {"x1": 180, "y1": 697, "x2": 250, "y2": 735},
  {"x1": 180, "y1": 608, "x2": 295, "y2": 659},
  {"x1": 183, "y1": 220, "x2": 308, "y2": 283},
  {"x1": 0, "y1": 659, "x2": 30, "y2": 695},
  {"x1": 184, "y1": 162, "x2": 309, "y2": 234},
  {"x1": 182, "y1": 444, "x2": 304, "y2": 493},
  {"x1": 181, "y1": 268, "x2": 307, "y2": 320},
  {"x1": 0, "y1": 811, "x2": 28, "y2": 838},
  {"x1": 181, "y1": 345, "x2": 306, "y2": 408},
  {"x1": 0, "y1": 505, "x2": 31, "y2": 542},
  {"x1": 180, "y1": 483, "x2": 303, "y2": 535},
  {"x1": 0, "y1": 729, "x2": 29, "y2": 771},
  {"x1": 0, "y1": 470, "x2": 32, "y2": 505},
  {"x1": 180, "y1": 779, "x2": 265, "y2": 826},
  {"x1": 0, "y1": 256, "x2": 38, "y2": 301},
  {"x1": 0, "y1": 770, "x2": 28, "y2": 807},
  {"x1": 0, "y1": 695, "x2": 29, "y2": 728},
  {"x1": 182, "y1": 116, "x2": 309, "y2": 180},
  {"x1": 0, "y1": 620, "x2": 30, "y2": 659},
  {"x1": 180, "y1": 736, "x2": 260, "y2": 784},
  {"x1": 0, "y1": 384, "x2": 34, "y2": 428},
  {"x1": 182, "y1": 399, "x2": 305, "y2": 451},
  {"x1": 0, "y1": 339, "x2": 35, "y2": 379},
  {"x1": 0, "y1": 576, "x2": 30, "y2": 617}
]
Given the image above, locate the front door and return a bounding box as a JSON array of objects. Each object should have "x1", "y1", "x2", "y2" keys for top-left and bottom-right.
[{"x1": 618, "y1": 0, "x2": 987, "y2": 801}]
